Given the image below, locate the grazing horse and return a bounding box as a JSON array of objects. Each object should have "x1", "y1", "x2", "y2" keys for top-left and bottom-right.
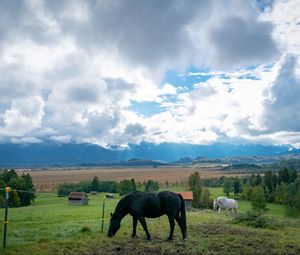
[
  {"x1": 108, "y1": 191, "x2": 187, "y2": 241},
  {"x1": 213, "y1": 197, "x2": 238, "y2": 218}
]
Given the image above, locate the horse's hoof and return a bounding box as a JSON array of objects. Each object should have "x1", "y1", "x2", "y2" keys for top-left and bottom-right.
[
  {"x1": 146, "y1": 237, "x2": 151, "y2": 241},
  {"x1": 131, "y1": 235, "x2": 138, "y2": 238},
  {"x1": 167, "y1": 237, "x2": 174, "y2": 241}
]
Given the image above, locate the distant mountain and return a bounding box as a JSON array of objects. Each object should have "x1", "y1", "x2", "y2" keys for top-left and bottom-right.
[
  {"x1": 0, "y1": 141, "x2": 298, "y2": 167},
  {"x1": 123, "y1": 142, "x2": 296, "y2": 162},
  {"x1": 0, "y1": 142, "x2": 121, "y2": 167}
]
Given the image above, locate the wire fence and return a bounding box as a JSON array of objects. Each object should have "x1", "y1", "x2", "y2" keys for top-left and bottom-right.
[{"x1": 0, "y1": 188, "x2": 133, "y2": 249}]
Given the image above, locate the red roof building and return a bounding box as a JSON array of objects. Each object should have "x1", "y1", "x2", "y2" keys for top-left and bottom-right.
[{"x1": 177, "y1": 191, "x2": 193, "y2": 210}]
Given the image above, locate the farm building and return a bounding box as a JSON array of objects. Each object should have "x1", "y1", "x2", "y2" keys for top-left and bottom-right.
[
  {"x1": 177, "y1": 192, "x2": 193, "y2": 210},
  {"x1": 68, "y1": 192, "x2": 89, "y2": 205}
]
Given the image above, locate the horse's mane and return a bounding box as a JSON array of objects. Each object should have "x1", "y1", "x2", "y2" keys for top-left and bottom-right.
[{"x1": 115, "y1": 193, "x2": 131, "y2": 215}]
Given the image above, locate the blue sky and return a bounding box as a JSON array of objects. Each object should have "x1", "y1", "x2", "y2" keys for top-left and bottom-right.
[{"x1": 0, "y1": 0, "x2": 299, "y2": 147}]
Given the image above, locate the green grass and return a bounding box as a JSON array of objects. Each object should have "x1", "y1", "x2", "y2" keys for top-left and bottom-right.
[
  {"x1": 0, "y1": 190, "x2": 299, "y2": 255},
  {"x1": 208, "y1": 187, "x2": 287, "y2": 217}
]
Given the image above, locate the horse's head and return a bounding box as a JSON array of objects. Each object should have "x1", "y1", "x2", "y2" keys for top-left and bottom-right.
[
  {"x1": 108, "y1": 212, "x2": 121, "y2": 237},
  {"x1": 213, "y1": 199, "x2": 218, "y2": 211}
]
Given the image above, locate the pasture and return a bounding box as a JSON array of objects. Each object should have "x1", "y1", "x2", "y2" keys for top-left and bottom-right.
[{"x1": 0, "y1": 188, "x2": 299, "y2": 255}]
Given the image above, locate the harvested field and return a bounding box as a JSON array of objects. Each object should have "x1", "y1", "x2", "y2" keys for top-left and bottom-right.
[{"x1": 19, "y1": 167, "x2": 247, "y2": 191}]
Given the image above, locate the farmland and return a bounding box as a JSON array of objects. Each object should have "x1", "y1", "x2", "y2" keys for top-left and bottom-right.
[
  {"x1": 0, "y1": 188, "x2": 299, "y2": 255},
  {"x1": 19, "y1": 166, "x2": 248, "y2": 192}
]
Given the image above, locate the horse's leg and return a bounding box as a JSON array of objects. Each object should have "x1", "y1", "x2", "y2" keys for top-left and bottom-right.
[
  {"x1": 234, "y1": 208, "x2": 238, "y2": 218},
  {"x1": 175, "y1": 214, "x2": 186, "y2": 240},
  {"x1": 131, "y1": 216, "x2": 138, "y2": 238},
  {"x1": 137, "y1": 216, "x2": 151, "y2": 240},
  {"x1": 225, "y1": 208, "x2": 228, "y2": 218},
  {"x1": 167, "y1": 215, "x2": 175, "y2": 241}
]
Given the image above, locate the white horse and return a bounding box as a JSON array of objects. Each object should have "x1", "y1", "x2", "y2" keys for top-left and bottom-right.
[{"x1": 213, "y1": 197, "x2": 238, "y2": 218}]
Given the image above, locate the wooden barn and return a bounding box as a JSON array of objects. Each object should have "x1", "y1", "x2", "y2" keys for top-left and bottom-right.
[
  {"x1": 68, "y1": 192, "x2": 89, "y2": 205},
  {"x1": 177, "y1": 192, "x2": 193, "y2": 211}
]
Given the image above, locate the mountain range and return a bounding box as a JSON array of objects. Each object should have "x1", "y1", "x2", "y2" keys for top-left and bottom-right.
[{"x1": 0, "y1": 142, "x2": 299, "y2": 167}]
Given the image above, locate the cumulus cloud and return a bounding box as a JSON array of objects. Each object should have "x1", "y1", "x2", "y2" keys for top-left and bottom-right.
[
  {"x1": 263, "y1": 54, "x2": 300, "y2": 132},
  {"x1": 209, "y1": 15, "x2": 277, "y2": 66},
  {"x1": 0, "y1": 0, "x2": 297, "y2": 146},
  {"x1": 0, "y1": 96, "x2": 45, "y2": 137}
]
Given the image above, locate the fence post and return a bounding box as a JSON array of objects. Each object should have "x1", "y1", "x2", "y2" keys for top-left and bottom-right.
[
  {"x1": 3, "y1": 186, "x2": 11, "y2": 249},
  {"x1": 101, "y1": 196, "x2": 106, "y2": 233}
]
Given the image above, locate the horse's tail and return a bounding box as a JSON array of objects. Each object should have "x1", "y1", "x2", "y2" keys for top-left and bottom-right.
[{"x1": 178, "y1": 194, "x2": 187, "y2": 234}]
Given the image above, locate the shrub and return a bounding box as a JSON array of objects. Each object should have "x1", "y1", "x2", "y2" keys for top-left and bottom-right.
[
  {"x1": 80, "y1": 226, "x2": 92, "y2": 233},
  {"x1": 235, "y1": 210, "x2": 271, "y2": 229}
]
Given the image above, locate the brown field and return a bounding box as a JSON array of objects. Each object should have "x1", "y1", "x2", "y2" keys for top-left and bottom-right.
[{"x1": 19, "y1": 166, "x2": 247, "y2": 192}]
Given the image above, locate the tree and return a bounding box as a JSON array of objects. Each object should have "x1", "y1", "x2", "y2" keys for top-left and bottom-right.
[
  {"x1": 263, "y1": 171, "x2": 275, "y2": 193},
  {"x1": 255, "y1": 174, "x2": 263, "y2": 186},
  {"x1": 118, "y1": 179, "x2": 137, "y2": 196},
  {"x1": 192, "y1": 186, "x2": 202, "y2": 208},
  {"x1": 275, "y1": 182, "x2": 288, "y2": 204},
  {"x1": 201, "y1": 188, "x2": 212, "y2": 209},
  {"x1": 285, "y1": 178, "x2": 300, "y2": 216},
  {"x1": 91, "y1": 176, "x2": 100, "y2": 191},
  {"x1": 144, "y1": 180, "x2": 159, "y2": 192},
  {"x1": 233, "y1": 177, "x2": 242, "y2": 196},
  {"x1": 242, "y1": 184, "x2": 252, "y2": 200},
  {"x1": 165, "y1": 181, "x2": 169, "y2": 188},
  {"x1": 10, "y1": 190, "x2": 21, "y2": 207},
  {"x1": 188, "y1": 172, "x2": 201, "y2": 191},
  {"x1": 278, "y1": 168, "x2": 290, "y2": 184},
  {"x1": 0, "y1": 169, "x2": 18, "y2": 183},
  {"x1": 188, "y1": 172, "x2": 202, "y2": 208},
  {"x1": 289, "y1": 169, "x2": 298, "y2": 184},
  {"x1": 251, "y1": 186, "x2": 267, "y2": 212},
  {"x1": 249, "y1": 174, "x2": 256, "y2": 187},
  {"x1": 223, "y1": 178, "x2": 232, "y2": 196},
  {"x1": 21, "y1": 173, "x2": 35, "y2": 205}
]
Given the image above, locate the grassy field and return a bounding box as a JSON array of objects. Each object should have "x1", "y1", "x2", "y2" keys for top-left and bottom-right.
[{"x1": 0, "y1": 188, "x2": 299, "y2": 255}]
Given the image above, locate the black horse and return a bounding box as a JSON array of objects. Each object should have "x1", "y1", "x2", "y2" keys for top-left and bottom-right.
[{"x1": 108, "y1": 191, "x2": 187, "y2": 241}]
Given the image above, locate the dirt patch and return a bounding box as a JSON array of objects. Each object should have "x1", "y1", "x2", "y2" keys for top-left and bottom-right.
[
  {"x1": 83, "y1": 238, "x2": 188, "y2": 255},
  {"x1": 86, "y1": 223, "x2": 300, "y2": 255}
]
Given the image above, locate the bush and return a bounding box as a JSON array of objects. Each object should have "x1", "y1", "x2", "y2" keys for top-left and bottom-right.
[
  {"x1": 80, "y1": 226, "x2": 92, "y2": 233},
  {"x1": 234, "y1": 210, "x2": 274, "y2": 229}
]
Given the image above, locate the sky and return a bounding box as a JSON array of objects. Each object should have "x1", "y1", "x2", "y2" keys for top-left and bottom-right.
[{"x1": 0, "y1": 0, "x2": 300, "y2": 147}]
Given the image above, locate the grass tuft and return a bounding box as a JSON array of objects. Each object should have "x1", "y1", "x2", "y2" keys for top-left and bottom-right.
[{"x1": 80, "y1": 226, "x2": 92, "y2": 233}]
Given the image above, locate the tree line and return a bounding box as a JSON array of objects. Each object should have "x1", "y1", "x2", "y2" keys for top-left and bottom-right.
[
  {"x1": 57, "y1": 177, "x2": 160, "y2": 196},
  {"x1": 188, "y1": 168, "x2": 299, "y2": 215},
  {"x1": 0, "y1": 169, "x2": 35, "y2": 208}
]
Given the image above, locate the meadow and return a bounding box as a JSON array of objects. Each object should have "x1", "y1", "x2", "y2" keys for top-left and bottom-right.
[{"x1": 0, "y1": 187, "x2": 299, "y2": 255}]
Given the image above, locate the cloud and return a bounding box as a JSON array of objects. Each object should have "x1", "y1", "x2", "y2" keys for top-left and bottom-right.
[
  {"x1": 0, "y1": 0, "x2": 298, "y2": 147},
  {"x1": 262, "y1": 54, "x2": 300, "y2": 132},
  {"x1": 209, "y1": 16, "x2": 278, "y2": 67},
  {"x1": 0, "y1": 96, "x2": 45, "y2": 137}
]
